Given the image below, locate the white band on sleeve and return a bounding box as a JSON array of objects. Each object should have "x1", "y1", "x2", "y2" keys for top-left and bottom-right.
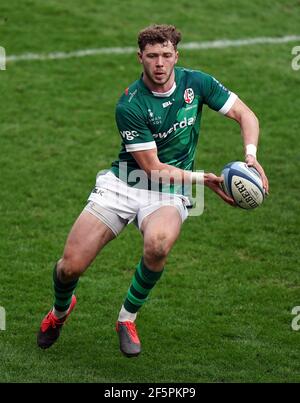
[
  {"x1": 245, "y1": 144, "x2": 257, "y2": 158},
  {"x1": 125, "y1": 141, "x2": 157, "y2": 152},
  {"x1": 218, "y1": 92, "x2": 238, "y2": 115}
]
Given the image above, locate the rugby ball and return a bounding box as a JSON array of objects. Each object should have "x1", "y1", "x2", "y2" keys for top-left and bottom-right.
[{"x1": 221, "y1": 161, "x2": 265, "y2": 209}]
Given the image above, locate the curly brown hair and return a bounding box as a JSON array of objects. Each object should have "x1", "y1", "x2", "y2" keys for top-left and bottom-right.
[{"x1": 138, "y1": 24, "x2": 182, "y2": 51}]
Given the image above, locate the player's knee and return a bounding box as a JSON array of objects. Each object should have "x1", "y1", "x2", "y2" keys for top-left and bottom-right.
[
  {"x1": 57, "y1": 254, "x2": 85, "y2": 281},
  {"x1": 144, "y1": 233, "x2": 171, "y2": 262}
]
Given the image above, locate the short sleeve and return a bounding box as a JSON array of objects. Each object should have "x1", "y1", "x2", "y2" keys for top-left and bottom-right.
[
  {"x1": 115, "y1": 104, "x2": 156, "y2": 152},
  {"x1": 201, "y1": 73, "x2": 238, "y2": 115}
]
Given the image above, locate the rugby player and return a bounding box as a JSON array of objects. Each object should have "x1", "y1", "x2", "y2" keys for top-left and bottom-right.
[{"x1": 37, "y1": 25, "x2": 268, "y2": 357}]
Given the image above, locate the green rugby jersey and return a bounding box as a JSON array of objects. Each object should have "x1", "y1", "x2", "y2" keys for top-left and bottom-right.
[{"x1": 111, "y1": 66, "x2": 237, "y2": 193}]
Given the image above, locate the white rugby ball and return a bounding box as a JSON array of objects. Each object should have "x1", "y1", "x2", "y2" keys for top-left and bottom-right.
[{"x1": 221, "y1": 161, "x2": 265, "y2": 209}]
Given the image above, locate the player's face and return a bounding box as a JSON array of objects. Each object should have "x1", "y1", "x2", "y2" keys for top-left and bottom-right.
[{"x1": 138, "y1": 41, "x2": 178, "y2": 91}]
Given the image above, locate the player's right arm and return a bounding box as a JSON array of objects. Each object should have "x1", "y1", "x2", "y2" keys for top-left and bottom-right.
[
  {"x1": 131, "y1": 147, "x2": 235, "y2": 206},
  {"x1": 116, "y1": 99, "x2": 234, "y2": 205}
]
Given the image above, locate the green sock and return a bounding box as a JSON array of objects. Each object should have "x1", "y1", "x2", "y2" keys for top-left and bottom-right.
[
  {"x1": 124, "y1": 258, "x2": 164, "y2": 314},
  {"x1": 53, "y1": 265, "x2": 78, "y2": 312}
]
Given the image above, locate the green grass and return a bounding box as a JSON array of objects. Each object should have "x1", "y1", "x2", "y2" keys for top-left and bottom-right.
[{"x1": 1, "y1": 0, "x2": 300, "y2": 383}]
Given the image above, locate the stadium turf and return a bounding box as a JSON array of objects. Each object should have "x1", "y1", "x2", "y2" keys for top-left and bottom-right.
[{"x1": 0, "y1": 0, "x2": 300, "y2": 383}]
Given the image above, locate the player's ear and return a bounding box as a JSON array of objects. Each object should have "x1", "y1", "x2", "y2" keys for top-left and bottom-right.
[
  {"x1": 137, "y1": 51, "x2": 143, "y2": 64},
  {"x1": 175, "y1": 50, "x2": 179, "y2": 64}
]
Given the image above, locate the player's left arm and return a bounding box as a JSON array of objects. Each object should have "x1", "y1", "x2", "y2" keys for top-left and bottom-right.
[{"x1": 225, "y1": 98, "x2": 269, "y2": 194}]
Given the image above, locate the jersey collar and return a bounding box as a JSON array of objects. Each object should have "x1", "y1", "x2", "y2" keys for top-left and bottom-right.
[
  {"x1": 151, "y1": 82, "x2": 176, "y2": 97},
  {"x1": 139, "y1": 67, "x2": 180, "y2": 97}
]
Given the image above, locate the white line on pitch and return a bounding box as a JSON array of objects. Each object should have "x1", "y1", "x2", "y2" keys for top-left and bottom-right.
[{"x1": 6, "y1": 35, "x2": 300, "y2": 63}]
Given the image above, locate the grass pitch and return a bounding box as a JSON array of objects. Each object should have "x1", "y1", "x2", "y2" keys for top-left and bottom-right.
[{"x1": 0, "y1": 0, "x2": 300, "y2": 383}]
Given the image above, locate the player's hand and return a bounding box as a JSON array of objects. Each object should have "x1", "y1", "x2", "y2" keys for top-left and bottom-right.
[
  {"x1": 245, "y1": 155, "x2": 269, "y2": 195},
  {"x1": 204, "y1": 173, "x2": 236, "y2": 206}
]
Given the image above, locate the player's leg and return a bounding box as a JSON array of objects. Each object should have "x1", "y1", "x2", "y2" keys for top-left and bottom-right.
[
  {"x1": 122, "y1": 205, "x2": 182, "y2": 315},
  {"x1": 57, "y1": 209, "x2": 116, "y2": 282},
  {"x1": 117, "y1": 205, "x2": 185, "y2": 357},
  {"x1": 142, "y1": 205, "x2": 183, "y2": 270},
  {"x1": 52, "y1": 209, "x2": 116, "y2": 315},
  {"x1": 37, "y1": 205, "x2": 123, "y2": 349}
]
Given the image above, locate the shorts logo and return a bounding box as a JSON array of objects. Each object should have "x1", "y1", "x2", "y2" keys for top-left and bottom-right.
[
  {"x1": 184, "y1": 88, "x2": 194, "y2": 104},
  {"x1": 92, "y1": 187, "x2": 104, "y2": 196}
]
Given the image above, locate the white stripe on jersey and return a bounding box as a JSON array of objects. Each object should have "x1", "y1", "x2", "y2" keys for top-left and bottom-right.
[
  {"x1": 218, "y1": 92, "x2": 238, "y2": 115},
  {"x1": 125, "y1": 141, "x2": 157, "y2": 152}
]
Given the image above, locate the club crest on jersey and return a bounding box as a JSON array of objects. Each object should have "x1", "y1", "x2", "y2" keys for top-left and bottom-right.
[{"x1": 184, "y1": 88, "x2": 194, "y2": 104}]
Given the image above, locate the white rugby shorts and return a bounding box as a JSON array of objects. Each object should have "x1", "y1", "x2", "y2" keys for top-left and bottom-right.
[{"x1": 86, "y1": 170, "x2": 189, "y2": 235}]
